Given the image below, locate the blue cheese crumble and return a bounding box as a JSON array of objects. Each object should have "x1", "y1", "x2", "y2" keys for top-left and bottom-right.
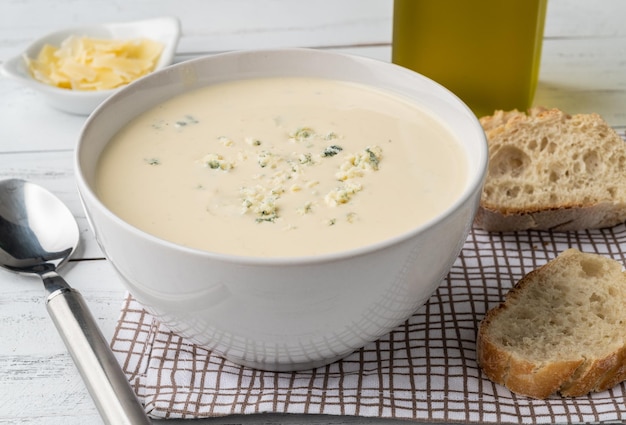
[
  {"x1": 198, "y1": 126, "x2": 383, "y2": 225},
  {"x1": 200, "y1": 153, "x2": 235, "y2": 170},
  {"x1": 335, "y1": 146, "x2": 382, "y2": 181}
]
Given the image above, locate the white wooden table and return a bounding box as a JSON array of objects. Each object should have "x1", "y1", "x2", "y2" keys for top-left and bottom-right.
[{"x1": 1, "y1": 1, "x2": 625, "y2": 423}]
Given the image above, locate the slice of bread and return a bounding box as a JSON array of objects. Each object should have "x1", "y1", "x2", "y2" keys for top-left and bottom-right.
[
  {"x1": 476, "y1": 248, "x2": 626, "y2": 399},
  {"x1": 476, "y1": 107, "x2": 626, "y2": 232}
]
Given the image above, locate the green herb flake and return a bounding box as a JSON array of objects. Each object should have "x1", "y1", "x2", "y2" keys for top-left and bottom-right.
[
  {"x1": 255, "y1": 213, "x2": 278, "y2": 223},
  {"x1": 257, "y1": 151, "x2": 273, "y2": 168},
  {"x1": 365, "y1": 147, "x2": 381, "y2": 169},
  {"x1": 299, "y1": 153, "x2": 313, "y2": 165},
  {"x1": 291, "y1": 127, "x2": 316, "y2": 142},
  {"x1": 144, "y1": 158, "x2": 161, "y2": 166},
  {"x1": 245, "y1": 137, "x2": 262, "y2": 146},
  {"x1": 322, "y1": 145, "x2": 343, "y2": 157},
  {"x1": 174, "y1": 115, "x2": 199, "y2": 128}
]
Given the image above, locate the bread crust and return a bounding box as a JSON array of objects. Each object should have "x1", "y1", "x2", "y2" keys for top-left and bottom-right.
[
  {"x1": 560, "y1": 349, "x2": 625, "y2": 397},
  {"x1": 476, "y1": 202, "x2": 626, "y2": 232},
  {"x1": 476, "y1": 249, "x2": 626, "y2": 398}
]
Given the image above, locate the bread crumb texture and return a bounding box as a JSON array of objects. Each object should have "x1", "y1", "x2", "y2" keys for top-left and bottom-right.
[
  {"x1": 477, "y1": 249, "x2": 626, "y2": 398},
  {"x1": 476, "y1": 107, "x2": 626, "y2": 231}
]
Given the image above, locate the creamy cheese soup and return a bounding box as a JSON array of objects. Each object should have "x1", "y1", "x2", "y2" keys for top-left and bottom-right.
[{"x1": 96, "y1": 77, "x2": 467, "y2": 257}]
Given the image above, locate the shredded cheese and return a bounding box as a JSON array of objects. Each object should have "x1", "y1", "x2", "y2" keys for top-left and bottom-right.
[{"x1": 26, "y1": 35, "x2": 163, "y2": 91}]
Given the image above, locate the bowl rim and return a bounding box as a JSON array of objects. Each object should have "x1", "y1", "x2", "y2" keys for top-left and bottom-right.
[
  {"x1": 0, "y1": 16, "x2": 181, "y2": 98},
  {"x1": 75, "y1": 47, "x2": 488, "y2": 266}
]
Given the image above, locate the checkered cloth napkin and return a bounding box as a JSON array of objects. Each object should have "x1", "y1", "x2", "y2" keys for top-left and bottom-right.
[{"x1": 111, "y1": 222, "x2": 626, "y2": 424}]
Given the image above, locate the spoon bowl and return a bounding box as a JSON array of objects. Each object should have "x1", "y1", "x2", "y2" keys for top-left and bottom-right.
[
  {"x1": 0, "y1": 179, "x2": 78, "y2": 274},
  {"x1": 0, "y1": 179, "x2": 150, "y2": 425}
]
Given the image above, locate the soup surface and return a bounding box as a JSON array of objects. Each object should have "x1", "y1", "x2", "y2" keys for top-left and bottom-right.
[{"x1": 96, "y1": 77, "x2": 467, "y2": 257}]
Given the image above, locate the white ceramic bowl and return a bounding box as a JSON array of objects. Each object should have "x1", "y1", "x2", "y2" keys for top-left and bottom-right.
[
  {"x1": 0, "y1": 17, "x2": 180, "y2": 115},
  {"x1": 75, "y1": 49, "x2": 488, "y2": 371}
]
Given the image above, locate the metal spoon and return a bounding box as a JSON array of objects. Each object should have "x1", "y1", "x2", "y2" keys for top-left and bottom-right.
[{"x1": 0, "y1": 178, "x2": 151, "y2": 425}]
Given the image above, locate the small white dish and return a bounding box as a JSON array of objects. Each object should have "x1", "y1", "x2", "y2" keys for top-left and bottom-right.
[{"x1": 0, "y1": 16, "x2": 181, "y2": 115}]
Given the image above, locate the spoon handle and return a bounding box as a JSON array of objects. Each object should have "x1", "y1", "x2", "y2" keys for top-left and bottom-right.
[{"x1": 45, "y1": 278, "x2": 152, "y2": 425}]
